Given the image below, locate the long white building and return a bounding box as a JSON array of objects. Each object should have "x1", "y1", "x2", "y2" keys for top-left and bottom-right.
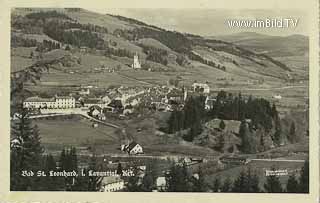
[{"x1": 23, "y1": 96, "x2": 76, "y2": 109}]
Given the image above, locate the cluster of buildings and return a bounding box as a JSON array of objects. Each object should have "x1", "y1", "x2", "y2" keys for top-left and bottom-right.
[
  {"x1": 23, "y1": 95, "x2": 76, "y2": 109},
  {"x1": 22, "y1": 81, "x2": 213, "y2": 118}
]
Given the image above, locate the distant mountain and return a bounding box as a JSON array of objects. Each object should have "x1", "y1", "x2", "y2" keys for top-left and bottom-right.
[{"x1": 211, "y1": 32, "x2": 308, "y2": 57}]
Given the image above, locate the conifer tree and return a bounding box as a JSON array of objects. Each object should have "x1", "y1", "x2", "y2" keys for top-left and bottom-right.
[
  {"x1": 212, "y1": 177, "x2": 221, "y2": 192},
  {"x1": 286, "y1": 174, "x2": 298, "y2": 193},
  {"x1": 264, "y1": 168, "x2": 283, "y2": 193},
  {"x1": 221, "y1": 177, "x2": 232, "y2": 192},
  {"x1": 298, "y1": 161, "x2": 309, "y2": 193},
  {"x1": 10, "y1": 107, "x2": 44, "y2": 190}
]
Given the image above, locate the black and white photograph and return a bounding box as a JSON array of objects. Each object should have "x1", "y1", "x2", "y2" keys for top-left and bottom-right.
[{"x1": 8, "y1": 5, "x2": 312, "y2": 195}]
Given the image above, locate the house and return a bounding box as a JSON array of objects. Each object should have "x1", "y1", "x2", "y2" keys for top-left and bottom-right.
[
  {"x1": 205, "y1": 96, "x2": 216, "y2": 110},
  {"x1": 121, "y1": 141, "x2": 143, "y2": 154},
  {"x1": 192, "y1": 82, "x2": 210, "y2": 94},
  {"x1": 127, "y1": 142, "x2": 143, "y2": 154},
  {"x1": 83, "y1": 98, "x2": 108, "y2": 109},
  {"x1": 166, "y1": 88, "x2": 186, "y2": 104},
  {"x1": 108, "y1": 99, "x2": 124, "y2": 112},
  {"x1": 78, "y1": 88, "x2": 90, "y2": 96},
  {"x1": 80, "y1": 46, "x2": 87, "y2": 53},
  {"x1": 131, "y1": 53, "x2": 141, "y2": 69},
  {"x1": 97, "y1": 113, "x2": 106, "y2": 121},
  {"x1": 273, "y1": 94, "x2": 282, "y2": 100},
  {"x1": 89, "y1": 105, "x2": 102, "y2": 116},
  {"x1": 101, "y1": 95, "x2": 111, "y2": 104},
  {"x1": 156, "y1": 177, "x2": 166, "y2": 191},
  {"x1": 23, "y1": 95, "x2": 75, "y2": 109},
  {"x1": 123, "y1": 104, "x2": 133, "y2": 115},
  {"x1": 100, "y1": 176, "x2": 124, "y2": 192}
]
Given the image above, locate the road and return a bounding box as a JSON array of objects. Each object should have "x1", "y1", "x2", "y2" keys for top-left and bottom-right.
[
  {"x1": 18, "y1": 108, "x2": 121, "y2": 129},
  {"x1": 116, "y1": 72, "x2": 153, "y2": 85},
  {"x1": 211, "y1": 85, "x2": 307, "y2": 92},
  {"x1": 249, "y1": 158, "x2": 306, "y2": 163}
]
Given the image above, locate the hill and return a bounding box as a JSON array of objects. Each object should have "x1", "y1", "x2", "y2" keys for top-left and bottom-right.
[
  {"x1": 11, "y1": 8, "x2": 306, "y2": 90},
  {"x1": 212, "y1": 32, "x2": 308, "y2": 57}
]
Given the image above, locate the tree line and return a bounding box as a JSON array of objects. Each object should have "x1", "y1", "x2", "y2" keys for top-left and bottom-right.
[
  {"x1": 188, "y1": 52, "x2": 226, "y2": 71},
  {"x1": 124, "y1": 161, "x2": 309, "y2": 193},
  {"x1": 138, "y1": 44, "x2": 169, "y2": 66},
  {"x1": 43, "y1": 21, "x2": 106, "y2": 49}
]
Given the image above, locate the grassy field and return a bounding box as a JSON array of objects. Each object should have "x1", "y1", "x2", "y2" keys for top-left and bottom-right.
[{"x1": 33, "y1": 115, "x2": 121, "y2": 154}]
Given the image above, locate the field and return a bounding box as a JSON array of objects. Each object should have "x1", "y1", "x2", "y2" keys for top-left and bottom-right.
[{"x1": 33, "y1": 115, "x2": 121, "y2": 154}]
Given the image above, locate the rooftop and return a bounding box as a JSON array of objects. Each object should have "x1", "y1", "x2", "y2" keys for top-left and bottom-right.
[{"x1": 24, "y1": 96, "x2": 55, "y2": 102}]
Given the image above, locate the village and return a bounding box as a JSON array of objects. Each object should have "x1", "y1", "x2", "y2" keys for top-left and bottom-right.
[{"x1": 12, "y1": 54, "x2": 305, "y2": 193}]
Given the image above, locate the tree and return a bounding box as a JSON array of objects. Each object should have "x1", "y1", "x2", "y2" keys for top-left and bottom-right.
[
  {"x1": 264, "y1": 168, "x2": 283, "y2": 193},
  {"x1": 192, "y1": 167, "x2": 208, "y2": 192},
  {"x1": 73, "y1": 155, "x2": 103, "y2": 191},
  {"x1": 126, "y1": 167, "x2": 143, "y2": 192},
  {"x1": 232, "y1": 168, "x2": 260, "y2": 193},
  {"x1": 288, "y1": 121, "x2": 297, "y2": 143},
  {"x1": 298, "y1": 161, "x2": 309, "y2": 193},
  {"x1": 10, "y1": 107, "x2": 44, "y2": 190},
  {"x1": 141, "y1": 173, "x2": 154, "y2": 192},
  {"x1": 214, "y1": 134, "x2": 225, "y2": 152},
  {"x1": 286, "y1": 174, "x2": 298, "y2": 193},
  {"x1": 116, "y1": 163, "x2": 123, "y2": 176},
  {"x1": 232, "y1": 171, "x2": 247, "y2": 192},
  {"x1": 212, "y1": 177, "x2": 221, "y2": 192},
  {"x1": 221, "y1": 177, "x2": 232, "y2": 192},
  {"x1": 41, "y1": 154, "x2": 65, "y2": 191},
  {"x1": 219, "y1": 120, "x2": 226, "y2": 130},
  {"x1": 246, "y1": 168, "x2": 260, "y2": 192},
  {"x1": 239, "y1": 121, "x2": 256, "y2": 153},
  {"x1": 166, "y1": 164, "x2": 192, "y2": 192}
]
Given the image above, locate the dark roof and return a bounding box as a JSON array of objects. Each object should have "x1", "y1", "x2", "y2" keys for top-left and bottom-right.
[
  {"x1": 24, "y1": 96, "x2": 55, "y2": 102},
  {"x1": 89, "y1": 105, "x2": 102, "y2": 111},
  {"x1": 127, "y1": 141, "x2": 139, "y2": 151},
  {"x1": 167, "y1": 89, "x2": 183, "y2": 98},
  {"x1": 84, "y1": 98, "x2": 103, "y2": 104},
  {"x1": 108, "y1": 99, "x2": 123, "y2": 108}
]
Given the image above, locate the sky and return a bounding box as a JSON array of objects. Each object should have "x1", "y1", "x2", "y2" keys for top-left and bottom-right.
[{"x1": 87, "y1": 8, "x2": 309, "y2": 37}]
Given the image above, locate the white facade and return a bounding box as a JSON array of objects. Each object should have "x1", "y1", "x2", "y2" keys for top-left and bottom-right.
[
  {"x1": 132, "y1": 53, "x2": 141, "y2": 69},
  {"x1": 129, "y1": 144, "x2": 143, "y2": 154},
  {"x1": 23, "y1": 96, "x2": 75, "y2": 109},
  {"x1": 156, "y1": 177, "x2": 166, "y2": 191},
  {"x1": 55, "y1": 96, "x2": 76, "y2": 109}
]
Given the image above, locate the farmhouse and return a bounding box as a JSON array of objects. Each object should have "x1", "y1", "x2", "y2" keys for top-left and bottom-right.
[
  {"x1": 273, "y1": 94, "x2": 282, "y2": 100},
  {"x1": 192, "y1": 82, "x2": 210, "y2": 94},
  {"x1": 156, "y1": 177, "x2": 166, "y2": 191},
  {"x1": 121, "y1": 141, "x2": 143, "y2": 154},
  {"x1": 205, "y1": 96, "x2": 216, "y2": 110},
  {"x1": 23, "y1": 95, "x2": 75, "y2": 109}
]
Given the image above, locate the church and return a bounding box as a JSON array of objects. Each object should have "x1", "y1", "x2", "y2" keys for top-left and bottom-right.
[{"x1": 131, "y1": 53, "x2": 141, "y2": 69}]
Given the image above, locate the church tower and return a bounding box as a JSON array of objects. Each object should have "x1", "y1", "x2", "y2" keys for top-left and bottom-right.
[{"x1": 132, "y1": 53, "x2": 141, "y2": 69}]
